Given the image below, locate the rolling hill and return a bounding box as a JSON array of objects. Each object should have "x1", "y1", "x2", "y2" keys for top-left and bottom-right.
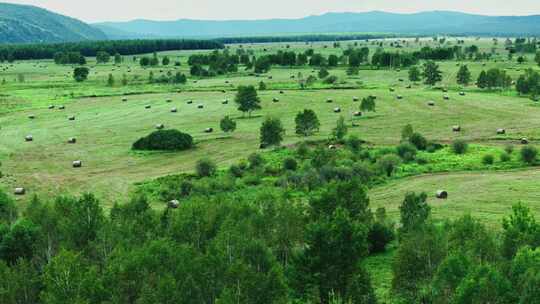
[
  {"x1": 0, "y1": 2, "x2": 106, "y2": 43},
  {"x1": 94, "y1": 11, "x2": 540, "y2": 39}
]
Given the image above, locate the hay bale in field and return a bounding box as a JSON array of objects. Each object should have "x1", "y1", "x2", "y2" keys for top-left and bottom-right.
[
  {"x1": 28, "y1": 114, "x2": 35, "y2": 119},
  {"x1": 197, "y1": 104, "x2": 204, "y2": 109},
  {"x1": 145, "y1": 105, "x2": 151, "y2": 109},
  {"x1": 68, "y1": 116, "x2": 75, "y2": 121},
  {"x1": 221, "y1": 90, "x2": 226, "y2": 93},
  {"x1": 353, "y1": 111, "x2": 363, "y2": 117},
  {"x1": 326, "y1": 98, "x2": 333, "y2": 103},
  {"x1": 370, "y1": 95, "x2": 377, "y2": 99},
  {"x1": 353, "y1": 97, "x2": 359, "y2": 101},
  {"x1": 58, "y1": 105, "x2": 65, "y2": 110},
  {"x1": 168, "y1": 199, "x2": 180, "y2": 209},
  {"x1": 428, "y1": 101, "x2": 435, "y2": 106},
  {"x1": 156, "y1": 124, "x2": 165, "y2": 130},
  {"x1": 496, "y1": 128, "x2": 506, "y2": 135},
  {"x1": 396, "y1": 95, "x2": 403, "y2": 100},
  {"x1": 328, "y1": 145, "x2": 337, "y2": 150},
  {"x1": 166, "y1": 99, "x2": 172, "y2": 103},
  {"x1": 14, "y1": 188, "x2": 25, "y2": 195},
  {"x1": 398, "y1": 78, "x2": 404, "y2": 82},
  {"x1": 272, "y1": 98, "x2": 279, "y2": 103},
  {"x1": 333, "y1": 107, "x2": 341, "y2": 113},
  {"x1": 122, "y1": 97, "x2": 128, "y2": 102},
  {"x1": 452, "y1": 125, "x2": 461, "y2": 132},
  {"x1": 187, "y1": 100, "x2": 193, "y2": 104},
  {"x1": 280, "y1": 90, "x2": 284, "y2": 94},
  {"x1": 25, "y1": 135, "x2": 33, "y2": 142},
  {"x1": 442, "y1": 88, "x2": 448, "y2": 93},
  {"x1": 72, "y1": 160, "x2": 82, "y2": 168},
  {"x1": 268, "y1": 76, "x2": 273, "y2": 79},
  {"x1": 436, "y1": 190, "x2": 448, "y2": 199},
  {"x1": 389, "y1": 88, "x2": 395, "y2": 92},
  {"x1": 171, "y1": 107, "x2": 177, "y2": 113},
  {"x1": 48, "y1": 105, "x2": 55, "y2": 109},
  {"x1": 443, "y1": 95, "x2": 450, "y2": 100},
  {"x1": 204, "y1": 127, "x2": 213, "y2": 133},
  {"x1": 521, "y1": 138, "x2": 529, "y2": 144},
  {"x1": 406, "y1": 84, "x2": 412, "y2": 89},
  {"x1": 68, "y1": 137, "x2": 77, "y2": 144},
  {"x1": 459, "y1": 92, "x2": 465, "y2": 96}
]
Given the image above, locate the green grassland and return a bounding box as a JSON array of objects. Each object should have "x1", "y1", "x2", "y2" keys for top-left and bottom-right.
[{"x1": 0, "y1": 37, "x2": 539, "y2": 206}]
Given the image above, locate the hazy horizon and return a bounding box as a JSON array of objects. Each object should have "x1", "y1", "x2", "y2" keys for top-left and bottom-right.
[{"x1": 3, "y1": 0, "x2": 540, "y2": 23}]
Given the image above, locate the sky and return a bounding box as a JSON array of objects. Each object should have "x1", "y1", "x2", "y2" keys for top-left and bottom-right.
[{"x1": 4, "y1": 0, "x2": 540, "y2": 22}]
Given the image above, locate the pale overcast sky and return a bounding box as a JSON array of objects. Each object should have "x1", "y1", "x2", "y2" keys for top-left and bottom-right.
[{"x1": 4, "y1": 0, "x2": 540, "y2": 22}]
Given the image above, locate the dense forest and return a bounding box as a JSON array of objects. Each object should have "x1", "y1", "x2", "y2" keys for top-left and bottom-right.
[{"x1": 0, "y1": 39, "x2": 224, "y2": 61}]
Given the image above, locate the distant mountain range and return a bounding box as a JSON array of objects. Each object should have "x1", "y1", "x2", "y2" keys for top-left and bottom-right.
[
  {"x1": 95, "y1": 11, "x2": 540, "y2": 39},
  {"x1": 0, "y1": 2, "x2": 105, "y2": 43},
  {"x1": 0, "y1": 2, "x2": 540, "y2": 44}
]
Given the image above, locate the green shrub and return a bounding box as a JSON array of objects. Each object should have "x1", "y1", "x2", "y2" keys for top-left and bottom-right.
[
  {"x1": 229, "y1": 164, "x2": 244, "y2": 178},
  {"x1": 482, "y1": 154, "x2": 494, "y2": 165},
  {"x1": 368, "y1": 222, "x2": 395, "y2": 253},
  {"x1": 346, "y1": 135, "x2": 363, "y2": 152},
  {"x1": 409, "y1": 132, "x2": 428, "y2": 150},
  {"x1": 500, "y1": 152, "x2": 511, "y2": 162},
  {"x1": 296, "y1": 142, "x2": 310, "y2": 158},
  {"x1": 132, "y1": 130, "x2": 193, "y2": 151},
  {"x1": 248, "y1": 153, "x2": 265, "y2": 169},
  {"x1": 520, "y1": 146, "x2": 538, "y2": 165},
  {"x1": 323, "y1": 75, "x2": 338, "y2": 84},
  {"x1": 452, "y1": 139, "x2": 468, "y2": 154},
  {"x1": 426, "y1": 142, "x2": 444, "y2": 153},
  {"x1": 416, "y1": 157, "x2": 428, "y2": 165},
  {"x1": 377, "y1": 154, "x2": 402, "y2": 177},
  {"x1": 396, "y1": 143, "x2": 417, "y2": 162},
  {"x1": 196, "y1": 158, "x2": 217, "y2": 177},
  {"x1": 283, "y1": 157, "x2": 298, "y2": 171}
]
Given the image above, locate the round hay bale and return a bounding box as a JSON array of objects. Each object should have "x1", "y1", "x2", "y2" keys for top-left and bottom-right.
[
  {"x1": 328, "y1": 145, "x2": 337, "y2": 150},
  {"x1": 145, "y1": 105, "x2": 151, "y2": 109},
  {"x1": 396, "y1": 95, "x2": 403, "y2": 100},
  {"x1": 353, "y1": 111, "x2": 363, "y2": 117},
  {"x1": 272, "y1": 98, "x2": 279, "y2": 103},
  {"x1": 436, "y1": 190, "x2": 448, "y2": 199},
  {"x1": 25, "y1": 135, "x2": 33, "y2": 142},
  {"x1": 67, "y1": 137, "x2": 77, "y2": 144},
  {"x1": 14, "y1": 187, "x2": 25, "y2": 195},
  {"x1": 72, "y1": 160, "x2": 82, "y2": 168},
  {"x1": 333, "y1": 107, "x2": 341, "y2": 113},
  {"x1": 166, "y1": 99, "x2": 172, "y2": 103},
  {"x1": 58, "y1": 105, "x2": 65, "y2": 110},
  {"x1": 353, "y1": 97, "x2": 359, "y2": 102},
  {"x1": 443, "y1": 95, "x2": 450, "y2": 100},
  {"x1": 122, "y1": 98, "x2": 128, "y2": 102},
  {"x1": 406, "y1": 84, "x2": 412, "y2": 89},
  {"x1": 442, "y1": 88, "x2": 448, "y2": 93},
  {"x1": 204, "y1": 127, "x2": 213, "y2": 133},
  {"x1": 28, "y1": 114, "x2": 35, "y2": 119},
  {"x1": 68, "y1": 116, "x2": 75, "y2": 121},
  {"x1": 187, "y1": 100, "x2": 193, "y2": 104},
  {"x1": 459, "y1": 92, "x2": 465, "y2": 96},
  {"x1": 222, "y1": 100, "x2": 229, "y2": 105},
  {"x1": 156, "y1": 124, "x2": 165, "y2": 130},
  {"x1": 428, "y1": 101, "x2": 435, "y2": 106},
  {"x1": 197, "y1": 104, "x2": 204, "y2": 109},
  {"x1": 168, "y1": 199, "x2": 180, "y2": 209},
  {"x1": 279, "y1": 90, "x2": 284, "y2": 94},
  {"x1": 171, "y1": 108, "x2": 177, "y2": 113},
  {"x1": 496, "y1": 128, "x2": 506, "y2": 135},
  {"x1": 452, "y1": 125, "x2": 461, "y2": 132},
  {"x1": 389, "y1": 88, "x2": 395, "y2": 92},
  {"x1": 326, "y1": 98, "x2": 333, "y2": 103},
  {"x1": 48, "y1": 105, "x2": 55, "y2": 109},
  {"x1": 398, "y1": 78, "x2": 404, "y2": 82},
  {"x1": 521, "y1": 138, "x2": 529, "y2": 144}
]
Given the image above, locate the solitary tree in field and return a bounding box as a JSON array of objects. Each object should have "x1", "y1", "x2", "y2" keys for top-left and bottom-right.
[
  {"x1": 295, "y1": 109, "x2": 320, "y2": 136},
  {"x1": 235, "y1": 85, "x2": 261, "y2": 117},
  {"x1": 73, "y1": 67, "x2": 89, "y2": 82},
  {"x1": 114, "y1": 53, "x2": 123, "y2": 64},
  {"x1": 332, "y1": 116, "x2": 348, "y2": 141},
  {"x1": 360, "y1": 96, "x2": 376, "y2": 114},
  {"x1": 408, "y1": 66, "x2": 421, "y2": 82},
  {"x1": 457, "y1": 65, "x2": 472, "y2": 86},
  {"x1": 220, "y1": 116, "x2": 237, "y2": 135},
  {"x1": 96, "y1": 51, "x2": 110, "y2": 64},
  {"x1": 422, "y1": 61, "x2": 442, "y2": 86},
  {"x1": 318, "y1": 68, "x2": 329, "y2": 79},
  {"x1": 162, "y1": 56, "x2": 170, "y2": 66},
  {"x1": 260, "y1": 117, "x2": 285, "y2": 147},
  {"x1": 107, "y1": 74, "x2": 115, "y2": 87}
]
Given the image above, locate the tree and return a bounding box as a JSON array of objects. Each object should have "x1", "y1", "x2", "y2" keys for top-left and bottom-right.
[
  {"x1": 408, "y1": 66, "x2": 421, "y2": 82},
  {"x1": 107, "y1": 74, "x2": 115, "y2": 87},
  {"x1": 220, "y1": 116, "x2": 237, "y2": 134},
  {"x1": 456, "y1": 65, "x2": 472, "y2": 86},
  {"x1": 422, "y1": 61, "x2": 442, "y2": 85},
  {"x1": 235, "y1": 85, "x2": 261, "y2": 117},
  {"x1": 328, "y1": 55, "x2": 339, "y2": 67},
  {"x1": 535, "y1": 51, "x2": 540, "y2": 66},
  {"x1": 114, "y1": 53, "x2": 123, "y2": 64},
  {"x1": 399, "y1": 192, "x2": 430, "y2": 233},
  {"x1": 452, "y1": 265, "x2": 515, "y2": 304},
  {"x1": 260, "y1": 117, "x2": 285, "y2": 148},
  {"x1": 121, "y1": 74, "x2": 128, "y2": 86},
  {"x1": 332, "y1": 116, "x2": 348, "y2": 141},
  {"x1": 73, "y1": 67, "x2": 89, "y2": 82},
  {"x1": 96, "y1": 51, "x2": 110, "y2": 64},
  {"x1": 162, "y1": 56, "x2": 170, "y2": 66},
  {"x1": 295, "y1": 109, "x2": 320, "y2": 136},
  {"x1": 318, "y1": 68, "x2": 329, "y2": 79},
  {"x1": 258, "y1": 81, "x2": 266, "y2": 90},
  {"x1": 195, "y1": 158, "x2": 216, "y2": 177},
  {"x1": 477, "y1": 70, "x2": 488, "y2": 89},
  {"x1": 360, "y1": 96, "x2": 376, "y2": 114}
]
